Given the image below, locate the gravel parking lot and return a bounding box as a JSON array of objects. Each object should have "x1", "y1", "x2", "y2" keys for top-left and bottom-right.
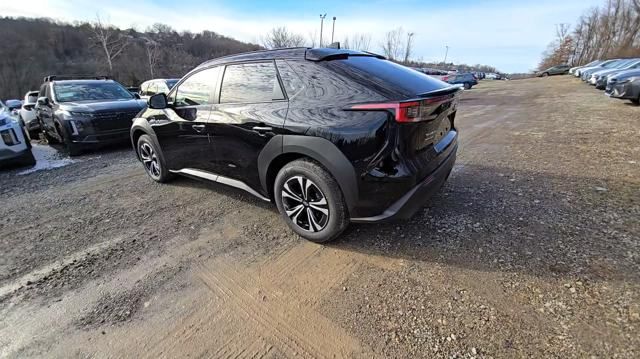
[{"x1": 1, "y1": 76, "x2": 638, "y2": 358}]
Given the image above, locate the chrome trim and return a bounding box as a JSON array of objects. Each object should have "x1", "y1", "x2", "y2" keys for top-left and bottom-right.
[
  {"x1": 170, "y1": 168, "x2": 270, "y2": 202},
  {"x1": 434, "y1": 130, "x2": 457, "y2": 153}
]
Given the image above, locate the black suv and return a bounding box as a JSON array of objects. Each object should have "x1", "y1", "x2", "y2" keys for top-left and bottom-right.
[
  {"x1": 131, "y1": 48, "x2": 460, "y2": 242},
  {"x1": 35, "y1": 76, "x2": 145, "y2": 155}
]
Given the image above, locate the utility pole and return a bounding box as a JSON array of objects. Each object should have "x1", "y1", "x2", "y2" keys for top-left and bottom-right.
[
  {"x1": 443, "y1": 45, "x2": 449, "y2": 64},
  {"x1": 331, "y1": 17, "x2": 337, "y2": 43},
  {"x1": 319, "y1": 14, "x2": 327, "y2": 47}
]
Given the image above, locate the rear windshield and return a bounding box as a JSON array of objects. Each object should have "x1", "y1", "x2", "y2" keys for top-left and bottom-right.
[
  {"x1": 53, "y1": 82, "x2": 134, "y2": 102},
  {"x1": 325, "y1": 56, "x2": 449, "y2": 98}
]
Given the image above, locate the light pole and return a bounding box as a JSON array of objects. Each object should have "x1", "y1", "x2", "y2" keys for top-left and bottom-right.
[
  {"x1": 443, "y1": 45, "x2": 449, "y2": 64},
  {"x1": 331, "y1": 17, "x2": 336, "y2": 44},
  {"x1": 319, "y1": 14, "x2": 327, "y2": 47}
]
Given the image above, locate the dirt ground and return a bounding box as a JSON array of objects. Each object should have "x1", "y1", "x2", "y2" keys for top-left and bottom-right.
[{"x1": 0, "y1": 77, "x2": 638, "y2": 358}]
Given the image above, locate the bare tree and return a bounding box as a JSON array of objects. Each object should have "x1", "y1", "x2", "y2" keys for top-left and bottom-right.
[
  {"x1": 343, "y1": 33, "x2": 372, "y2": 51},
  {"x1": 89, "y1": 15, "x2": 131, "y2": 74},
  {"x1": 381, "y1": 27, "x2": 405, "y2": 60},
  {"x1": 142, "y1": 38, "x2": 161, "y2": 78},
  {"x1": 542, "y1": 0, "x2": 640, "y2": 68},
  {"x1": 403, "y1": 32, "x2": 415, "y2": 63},
  {"x1": 308, "y1": 30, "x2": 318, "y2": 47},
  {"x1": 261, "y1": 27, "x2": 305, "y2": 49}
]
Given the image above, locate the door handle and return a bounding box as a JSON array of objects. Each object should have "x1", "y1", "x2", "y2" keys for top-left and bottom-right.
[
  {"x1": 192, "y1": 124, "x2": 205, "y2": 132},
  {"x1": 252, "y1": 126, "x2": 272, "y2": 132}
]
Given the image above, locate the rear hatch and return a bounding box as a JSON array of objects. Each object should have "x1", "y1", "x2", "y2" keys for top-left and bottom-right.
[{"x1": 325, "y1": 55, "x2": 460, "y2": 170}]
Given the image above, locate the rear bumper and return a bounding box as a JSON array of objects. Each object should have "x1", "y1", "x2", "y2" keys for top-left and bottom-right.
[{"x1": 350, "y1": 143, "x2": 456, "y2": 223}]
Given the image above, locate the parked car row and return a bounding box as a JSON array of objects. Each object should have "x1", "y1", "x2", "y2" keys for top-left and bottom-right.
[
  {"x1": 572, "y1": 58, "x2": 640, "y2": 105},
  {"x1": 412, "y1": 68, "x2": 480, "y2": 89},
  {"x1": 11, "y1": 75, "x2": 179, "y2": 159}
]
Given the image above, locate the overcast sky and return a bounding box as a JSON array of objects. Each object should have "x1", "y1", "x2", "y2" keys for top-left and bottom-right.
[{"x1": 3, "y1": 0, "x2": 604, "y2": 72}]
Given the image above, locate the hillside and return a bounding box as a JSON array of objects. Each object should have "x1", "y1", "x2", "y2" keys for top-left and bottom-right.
[{"x1": 0, "y1": 17, "x2": 261, "y2": 98}]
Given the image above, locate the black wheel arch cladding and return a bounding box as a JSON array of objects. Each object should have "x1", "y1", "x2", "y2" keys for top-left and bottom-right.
[
  {"x1": 258, "y1": 135, "x2": 359, "y2": 212},
  {"x1": 131, "y1": 119, "x2": 162, "y2": 161}
]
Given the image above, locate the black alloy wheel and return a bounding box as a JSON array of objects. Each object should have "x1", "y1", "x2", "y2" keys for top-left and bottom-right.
[
  {"x1": 274, "y1": 159, "x2": 348, "y2": 243},
  {"x1": 137, "y1": 134, "x2": 171, "y2": 182}
]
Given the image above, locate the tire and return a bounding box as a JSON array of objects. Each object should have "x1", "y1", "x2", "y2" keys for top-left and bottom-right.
[
  {"x1": 42, "y1": 119, "x2": 60, "y2": 145},
  {"x1": 59, "y1": 124, "x2": 82, "y2": 156},
  {"x1": 274, "y1": 159, "x2": 349, "y2": 243},
  {"x1": 137, "y1": 134, "x2": 172, "y2": 183},
  {"x1": 463, "y1": 83, "x2": 471, "y2": 90},
  {"x1": 631, "y1": 98, "x2": 640, "y2": 105},
  {"x1": 28, "y1": 129, "x2": 40, "y2": 140},
  {"x1": 17, "y1": 149, "x2": 36, "y2": 167},
  {"x1": 542, "y1": 72, "x2": 549, "y2": 77}
]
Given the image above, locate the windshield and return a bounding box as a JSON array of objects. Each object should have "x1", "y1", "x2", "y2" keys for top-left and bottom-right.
[
  {"x1": 612, "y1": 60, "x2": 631, "y2": 68},
  {"x1": 5, "y1": 100, "x2": 21, "y2": 108},
  {"x1": 585, "y1": 60, "x2": 602, "y2": 67},
  {"x1": 622, "y1": 60, "x2": 640, "y2": 69},
  {"x1": 166, "y1": 79, "x2": 179, "y2": 89},
  {"x1": 53, "y1": 82, "x2": 134, "y2": 102},
  {"x1": 601, "y1": 60, "x2": 620, "y2": 68}
]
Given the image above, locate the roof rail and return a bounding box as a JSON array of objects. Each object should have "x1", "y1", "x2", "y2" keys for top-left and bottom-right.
[{"x1": 43, "y1": 75, "x2": 111, "y2": 82}]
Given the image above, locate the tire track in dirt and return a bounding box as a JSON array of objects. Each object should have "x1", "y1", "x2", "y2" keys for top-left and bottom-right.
[
  {"x1": 198, "y1": 258, "x2": 370, "y2": 358},
  {"x1": 261, "y1": 245, "x2": 360, "y2": 307}
]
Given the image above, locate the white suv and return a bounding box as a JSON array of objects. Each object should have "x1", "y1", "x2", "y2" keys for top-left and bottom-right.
[
  {"x1": 19, "y1": 90, "x2": 40, "y2": 139},
  {"x1": 0, "y1": 101, "x2": 35, "y2": 168}
]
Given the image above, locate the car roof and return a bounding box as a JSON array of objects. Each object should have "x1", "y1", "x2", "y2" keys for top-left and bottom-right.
[
  {"x1": 51, "y1": 79, "x2": 116, "y2": 85},
  {"x1": 144, "y1": 78, "x2": 180, "y2": 83},
  {"x1": 195, "y1": 47, "x2": 381, "y2": 69}
]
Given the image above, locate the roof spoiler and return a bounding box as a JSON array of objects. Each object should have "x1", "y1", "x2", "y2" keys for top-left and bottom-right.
[
  {"x1": 44, "y1": 75, "x2": 110, "y2": 82},
  {"x1": 305, "y1": 48, "x2": 386, "y2": 62}
]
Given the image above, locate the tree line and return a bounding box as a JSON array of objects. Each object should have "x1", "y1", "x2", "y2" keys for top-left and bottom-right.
[
  {"x1": 539, "y1": 0, "x2": 640, "y2": 70},
  {"x1": 0, "y1": 17, "x2": 260, "y2": 99},
  {"x1": 261, "y1": 25, "x2": 499, "y2": 74},
  {"x1": 0, "y1": 16, "x2": 503, "y2": 100}
]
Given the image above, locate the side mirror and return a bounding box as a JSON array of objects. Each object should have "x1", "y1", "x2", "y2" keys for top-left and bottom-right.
[
  {"x1": 133, "y1": 93, "x2": 141, "y2": 99},
  {"x1": 37, "y1": 97, "x2": 50, "y2": 107},
  {"x1": 148, "y1": 93, "x2": 167, "y2": 109}
]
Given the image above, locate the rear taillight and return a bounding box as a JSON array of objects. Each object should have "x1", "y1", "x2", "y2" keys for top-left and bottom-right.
[{"x1": 350, "y1": 95, "x2": 454, "y2": 123}]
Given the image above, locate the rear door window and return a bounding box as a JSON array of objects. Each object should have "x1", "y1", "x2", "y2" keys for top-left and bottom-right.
[
  {"x1": 220, "y1": 62, "x2": 284, "y2": 104},
  {"x1": 276, "y1": 60, "x2": 304, "y2": 98}
]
